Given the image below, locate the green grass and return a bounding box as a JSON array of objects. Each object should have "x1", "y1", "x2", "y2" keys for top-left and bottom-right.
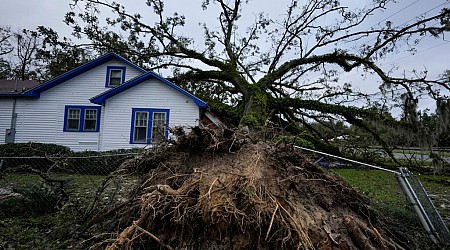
[
  {"x1": 333, "y1": 168, "x2": 450, "y2": 227},
  {"x1": 2, "y1": 173, "x2": 105, "y2": 187},
  {"x1": 334, "y1": 169, "x2": 407, "y2": 208},
  {"x1": 1, "y1": 212, "x2": 74, "y2": 249},
  {"x1": 0, "y1": 173, "x2": 132, "y2": 249}
]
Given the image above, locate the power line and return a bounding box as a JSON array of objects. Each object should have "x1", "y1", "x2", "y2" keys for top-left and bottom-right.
[
  {"x1": 351, "y1": 1, "x2": 449, "y2": 51},
  {"x1": 374, "y1": 0, "x2": 420, "y2": 27},
  {"x1": 402, "y1": 1, "x2": 448, "y2": 26},
  {"x1": 285, "y1": 1, "x2": 450, "y2": 87},
  {"x1": 338, "y1": 40, "x2": 450, "y2": 82},
  {"x1": 344, "y1": 32, "x2": 449, "y2": 87},
  {"x1": 389, "y1": 41, "x2": 450, "y2": 63},
  {"x1": 306, "y1": 1, "x2": 449, "y2": 81}
]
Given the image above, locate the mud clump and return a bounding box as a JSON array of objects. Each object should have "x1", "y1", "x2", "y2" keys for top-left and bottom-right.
[{"x1": 84, "y1": 129, "x2": 434, "y2": 249}]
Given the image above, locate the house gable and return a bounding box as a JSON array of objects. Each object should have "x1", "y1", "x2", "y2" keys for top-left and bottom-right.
[
  {"x1": 90, "y1": 71, "x2": 207, "y2": 108},
  {"x1": 98, "y1": 76, "x2": 203, "y2": 150}
]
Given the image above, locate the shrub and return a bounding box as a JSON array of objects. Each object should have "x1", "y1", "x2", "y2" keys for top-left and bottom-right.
[
  {"x1": 0, "y1": 143, "x2": 71, "y2": 172},
  {"x1": 0, "y1": 142, "x2": 71, "y2": 157},
  {"x1": 0, "y1": 143, "x2": 143, "y2": 175}
]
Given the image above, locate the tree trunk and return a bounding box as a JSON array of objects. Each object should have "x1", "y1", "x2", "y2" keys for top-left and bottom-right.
[{"x1": 240, "y1": 86, "x2": 268, "y2": 127}]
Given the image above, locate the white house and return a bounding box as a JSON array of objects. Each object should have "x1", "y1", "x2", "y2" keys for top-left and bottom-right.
[{"x1": 0, "y1": 53, "x2": 208, "y2": 151}]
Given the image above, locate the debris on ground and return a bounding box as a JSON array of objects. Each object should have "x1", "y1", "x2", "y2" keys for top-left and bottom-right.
[{"x1": 80, "y1": 127, "x2": 438, "y2": 250}]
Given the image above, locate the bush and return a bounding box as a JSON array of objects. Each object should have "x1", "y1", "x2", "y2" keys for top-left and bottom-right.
[
  {"x1": 0, "y1": 143, "x2": 143, "y2": 175},
  {"x1": 0, "y1": 142, "x2": 71, "y2": 157},
  {"x1": 0, "y1": 143, "x2": 72, "y2": 172}
]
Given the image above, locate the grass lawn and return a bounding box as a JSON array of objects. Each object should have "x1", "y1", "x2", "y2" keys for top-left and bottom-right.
[
  {"x1": 0, "y1": 173, "x2": 136, "y2": 249},
  {"x1": 334, "y1": 169, "x2": 407, "y2": 207},
  {"x1": 1, "y1": 169, "x2": 448, "y2": 249},
  {"x1": 333, "y1": 168, "x2": 450, "y2": 228}
]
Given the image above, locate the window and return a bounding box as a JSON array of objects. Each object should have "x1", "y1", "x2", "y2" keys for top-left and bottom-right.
[
  {"x1": 105, "y1": 66, "x2": 126, "y2": 87},
  {"x1": 84, "y1": 109, "x2": 98, "y2": 131},
  {"x1": 130, "y1": 108, "x2": 170, "y2": 144},
  {"x1": 64, "y1": 106, "x2": 101, "y2": 132},
  {"x1": 67, "y1": 108, "x2": 81, "y2": 131},
  {"x1": 151, "y1": 112, "x2": 167, "y2": 143},
  {"x1": 134, "y1": 112, "x2": 148, "y2": 143}
]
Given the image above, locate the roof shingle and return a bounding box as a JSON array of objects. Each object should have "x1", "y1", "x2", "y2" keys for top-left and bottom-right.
[{"x1": 0, "y1": 79, "x2": 40, "y2": 94}]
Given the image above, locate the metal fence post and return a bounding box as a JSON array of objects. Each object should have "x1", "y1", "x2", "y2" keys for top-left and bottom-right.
[{"x1": 396, "y1": 168, "x2": 437, "y2": 243}]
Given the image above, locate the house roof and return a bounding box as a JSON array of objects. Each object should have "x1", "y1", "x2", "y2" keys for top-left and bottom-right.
[
  {"x1": 0, "y1": 79, "x2": 40, "y2": 94},
  {"x1": 90, "y1": 71, "x2": 207, "y2": 108},
  {"x1": 0, "y1": 53, "x2": 146, "y2": 98}
]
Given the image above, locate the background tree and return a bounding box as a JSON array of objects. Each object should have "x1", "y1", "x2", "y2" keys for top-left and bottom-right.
[
  {"x1": 0, "y1": 28, "x2": 41, "y2": 80},
  {"x1": 0, "y1": 26, "x2": 92, "y2": 81},
  {"x1": 0, "y1": 26, "x2": 13, "y2": 56},
  {"x1": 34, "y1": 26, "x2": 94, "y2": 81},
  {"x1": 0, "y1": 26, "x2": 14, "y2": 79},
  {"x1": 64, "y1": 0, "x2": 449, "y2": 154},
  {"x1": 14, "y1": 29, "x2": 40, "y2": 80}
]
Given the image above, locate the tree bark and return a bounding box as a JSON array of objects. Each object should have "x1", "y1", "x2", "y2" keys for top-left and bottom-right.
[{"x1": 240, "y1": 86, "x2": 268, "y2": 127}]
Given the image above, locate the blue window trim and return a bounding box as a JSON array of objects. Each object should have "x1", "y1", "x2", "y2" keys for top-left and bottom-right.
[
  {"x1": 130, "y1": 108, "x2": 170, "y2": 144},
  {"x1": 63, "y1": 105, "x2": 101, "y2": 132},
  {"x1": 105, "y1": 66, "x2": 126, "y2": 87}
]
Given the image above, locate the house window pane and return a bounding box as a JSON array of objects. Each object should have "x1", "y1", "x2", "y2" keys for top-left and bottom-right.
[
  {"x1": 67, "y1": 108, "x2": 80, "y2": 130},
  {"x1": 109, "y1": 69, "x2": 122, "y2": 86},
  {"x1": 84, "y1": 109, "x2": 98, "y2": 131},
  {"x1": 134, "y1": 112, "x2": 148, "y2": 143},
  {"x1": 151, "y1": 112, "x2": 166, "y2": 143}
]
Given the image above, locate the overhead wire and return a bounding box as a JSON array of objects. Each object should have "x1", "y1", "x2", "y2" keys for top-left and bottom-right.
[
  {"x1": 373, "y1": 0, "x2": 420, "y2": 27},
  {"x1": 306, "y1": 0, "x2": 449, "y2": 81}
]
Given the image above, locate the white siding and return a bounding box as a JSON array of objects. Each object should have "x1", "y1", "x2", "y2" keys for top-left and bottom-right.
[
  {"x1": 0, "y1": 99, "x2": 13, "y2": 143},
  {"x1": 1, "y1": 59, "x2": 144, "y2": 151},
  {"x1": 101, "y1": 78, "x2": 200, "y2": 150}
]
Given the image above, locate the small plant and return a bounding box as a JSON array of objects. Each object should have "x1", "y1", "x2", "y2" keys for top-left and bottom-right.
[{"x1": 13, "y1": 181, "x2": 71, "y2": 214}]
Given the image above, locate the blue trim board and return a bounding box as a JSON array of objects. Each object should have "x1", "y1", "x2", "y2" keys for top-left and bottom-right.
[
  {"x1": 63, "y1": 105, "x2": 101, "y2": 132},
  {"x1": 105, "y1": 66, "x2": 127, "y2": 87},
  {"x1": 23, "y1": 53, "x2": 146, "y2": 97},
  {"x1": 129, "y1": 108, "x2": 170, "y2": 144},
  {"x1": 91, "y1": 71, "x2": 207, "y2": 108}
]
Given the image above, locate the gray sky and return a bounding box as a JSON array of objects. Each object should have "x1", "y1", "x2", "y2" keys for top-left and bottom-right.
[{"x1": 1, "y1": 0, "x2": 449, "y2": 112}]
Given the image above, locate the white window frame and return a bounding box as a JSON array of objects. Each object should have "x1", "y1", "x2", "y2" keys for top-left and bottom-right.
[
  {"x1": 133, "y1": 111, "x2": 149, "y2": 143},
  {"x1": 67, "y1": 108, "x2": 81, "y2": 131}
]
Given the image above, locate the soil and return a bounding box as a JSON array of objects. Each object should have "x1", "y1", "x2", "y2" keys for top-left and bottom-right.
[{"x1": 81, "y1": 129, "x2": 442, "y2": 250}]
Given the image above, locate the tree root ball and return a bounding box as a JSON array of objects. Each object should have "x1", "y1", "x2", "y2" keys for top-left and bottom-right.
[{"x1": 88, "y1": 137, "x2": 434, "y2": 249}]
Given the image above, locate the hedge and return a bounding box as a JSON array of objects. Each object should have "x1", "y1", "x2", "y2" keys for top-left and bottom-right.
[{"x1": 0, "y1": 142, "x2": 143, "y2": 175}]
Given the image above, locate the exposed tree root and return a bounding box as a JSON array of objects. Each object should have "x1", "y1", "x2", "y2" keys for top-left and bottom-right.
[{"x1": 80, "y1": 128, "x2": 434, "y2": 249}]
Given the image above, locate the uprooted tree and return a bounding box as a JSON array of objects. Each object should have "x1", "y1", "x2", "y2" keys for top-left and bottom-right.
[
  {"x1": 65, "y1": 0, "x2": 450, "y2": 151},
  {"x1": 79, "y1": 129, "x2": 438, "y2": 249},
  {"x1": 56, "y1": 1, "x2": 450, "y2": 248}
]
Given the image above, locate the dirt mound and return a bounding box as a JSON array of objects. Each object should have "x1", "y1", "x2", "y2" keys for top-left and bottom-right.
[{"x1": 84, "y1": 132, "x2": 433, "y2": 249}]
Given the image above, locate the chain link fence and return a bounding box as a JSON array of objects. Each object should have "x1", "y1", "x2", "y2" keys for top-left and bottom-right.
[
  {"x1": 294, "y1": 146, "x2": 450, "y2": 246},
  {"x1": 396, "y1": 167, "x2": 450, "y2": 245},
  {"x1": 0, "y1": 152, "x2": 140, "y2": 217}
]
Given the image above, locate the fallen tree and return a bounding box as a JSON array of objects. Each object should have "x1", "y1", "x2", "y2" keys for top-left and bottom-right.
[{"x1": 80, "y1": 128, "x2": 436, "y2": 249}]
